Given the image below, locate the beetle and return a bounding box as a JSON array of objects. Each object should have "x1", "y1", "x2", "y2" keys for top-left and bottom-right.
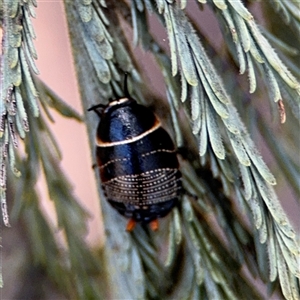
[{"x1": 88, "y1": 75, "x2": 181, "y2": 231}]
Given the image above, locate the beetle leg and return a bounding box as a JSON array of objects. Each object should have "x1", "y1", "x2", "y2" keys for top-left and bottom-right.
[
  {"x1": 149, "y1": 219, "x2": 159, "y2": 231},
  {"x1": 126, "y1": 218, "x2": 136, "y2": 231}
]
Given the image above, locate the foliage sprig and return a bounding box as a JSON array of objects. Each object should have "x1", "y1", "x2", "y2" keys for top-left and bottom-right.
[
  {"x1": 1, "y1": 1, "x2": 107, "y2": 297},
  {"x1": 65, "y1": 0, "x2": 299, "y2": 299}
]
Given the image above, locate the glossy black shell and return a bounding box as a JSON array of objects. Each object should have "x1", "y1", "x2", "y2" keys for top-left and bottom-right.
[{"x1": 95, "y1": 97, "x2": 181, "y2": 223}]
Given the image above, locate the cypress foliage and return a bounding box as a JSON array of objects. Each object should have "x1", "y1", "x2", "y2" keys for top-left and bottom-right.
[{"x1": 1, "y1": 0, "x2": 299, "y2": 299}]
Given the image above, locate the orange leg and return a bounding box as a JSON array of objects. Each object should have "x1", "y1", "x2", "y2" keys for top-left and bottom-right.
[
  {"x1": 149, "y1": 219, "x2": 159, "y2": 231},
  {"x1": 126, "y1": 218, "x2": 136, "y2": 231}
]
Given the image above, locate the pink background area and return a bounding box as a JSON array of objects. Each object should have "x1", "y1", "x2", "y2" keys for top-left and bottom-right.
[{"x1": 33, "y1": 2, "x2": 103, "y2": 246}]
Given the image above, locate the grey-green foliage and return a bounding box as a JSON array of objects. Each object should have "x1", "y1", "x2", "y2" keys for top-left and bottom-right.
[
  {"x1": 1, "y1": 0, "x2": 300, "y2": 299},
  {"x1": 1, "y1": 1, "x2": 106, "y2": 298},
  {"x1": 65, "y1": 0, "x2": 299, "y2": 299}
]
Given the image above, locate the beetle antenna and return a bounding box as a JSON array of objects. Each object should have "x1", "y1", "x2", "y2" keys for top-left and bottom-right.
[
  {"x1": 124, "y1": 72, "x2": 130, "y2": 98},
  {"x1": 87, "y1": 103, "x2": 105, "y2": 118}
]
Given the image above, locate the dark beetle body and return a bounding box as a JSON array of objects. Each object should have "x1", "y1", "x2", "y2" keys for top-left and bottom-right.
[{"x1": 94, "y1": 97, "x2": 181, "y2": 224}]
